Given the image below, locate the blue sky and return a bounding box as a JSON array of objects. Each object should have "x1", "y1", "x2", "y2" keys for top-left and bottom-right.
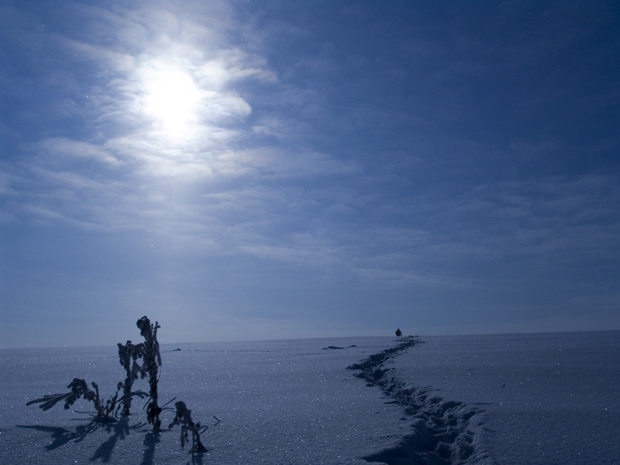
[{"x1": 1, "y1": 0, "x2": 619, "y2": 348}]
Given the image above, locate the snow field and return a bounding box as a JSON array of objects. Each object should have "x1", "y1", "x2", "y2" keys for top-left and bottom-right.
[{"x1": 2, "y1": 331, "x2": 618, "y2": 465}]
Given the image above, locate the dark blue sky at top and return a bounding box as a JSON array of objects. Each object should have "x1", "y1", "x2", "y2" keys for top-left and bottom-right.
[{"x1": 1, "y1": 0, "x2": 619, "y2": 348}]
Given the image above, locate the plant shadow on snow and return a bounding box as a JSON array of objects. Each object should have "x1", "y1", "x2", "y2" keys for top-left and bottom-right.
[
  {"x1": 17, "y1": 417, "x2": 142, "y2": 462},
  {"x1": 17, "y1": 419, "x2": 205, "y2": 465},
  {"x1": 348, "y1": 337, "x2": 484, "y2": 465}
]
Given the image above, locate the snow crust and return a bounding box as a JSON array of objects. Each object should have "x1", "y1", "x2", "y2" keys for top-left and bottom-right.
[{"x1": 1, "y1": 331, "x2": 618, "y2": 464}]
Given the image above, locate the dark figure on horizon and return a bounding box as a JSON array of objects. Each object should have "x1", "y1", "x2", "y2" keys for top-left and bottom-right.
[{"x1": 395, "y1": 328, "x2": 402, "y2": 338}]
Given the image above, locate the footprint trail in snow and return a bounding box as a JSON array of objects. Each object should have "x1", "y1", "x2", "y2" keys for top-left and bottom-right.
[{"x1": 348, "y1": 337, "x2": 483, "y2": 465}]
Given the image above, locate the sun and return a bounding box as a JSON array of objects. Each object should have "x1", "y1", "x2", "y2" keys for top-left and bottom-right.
[{"x1": 140, "y1": 64, "x2": 204, "y2": 140}]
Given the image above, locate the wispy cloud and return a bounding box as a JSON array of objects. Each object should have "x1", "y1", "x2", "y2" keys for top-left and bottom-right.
[
  {"x1": 4, "y1": 1, "x2": 619, "y2": 283},
  {"x1": 36, "y1": 137, "x2": 121, "y2": 166},
  {"x1": 2, "y1": 0, "x2": 620, "y2": 346}
]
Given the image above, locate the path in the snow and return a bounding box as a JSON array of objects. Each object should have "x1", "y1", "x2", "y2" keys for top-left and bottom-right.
[{"x1": 348, "y1": 337, "x2": 484, "y2": 465}]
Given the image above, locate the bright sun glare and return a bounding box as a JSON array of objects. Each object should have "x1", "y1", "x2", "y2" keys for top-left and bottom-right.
[{"x1": 141, "y1": 65, "x2": 203, "y2": 140}]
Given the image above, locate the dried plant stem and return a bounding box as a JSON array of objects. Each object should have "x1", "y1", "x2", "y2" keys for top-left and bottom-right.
[
  {"x1": 169, "y1": 401, "x2": 208, "y2": 453},
  {"x1": 137, "y1": 316, "x2": 162, "y2": 430},
  {"x1": 117, "y1": 340, "x2": 145, "y2": 416},
  {"x1": 27, "y1": 378, "x2": 119, "y2": 420}
]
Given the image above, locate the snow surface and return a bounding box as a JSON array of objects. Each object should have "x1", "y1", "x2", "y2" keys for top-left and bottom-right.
[{"x1": 0, "y1": 331, "x2": 618, "y2": 464}]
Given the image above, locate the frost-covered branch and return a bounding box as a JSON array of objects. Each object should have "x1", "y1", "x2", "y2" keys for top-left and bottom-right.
[
  {"x1": 136, "y1": 316, "x2": 162, "y2": 430},
  {"x1": 117, "y1": 340, "x2": 146, "y2": 416},
  {"x1": 27, "y1": 378, "x2": 119, "y2": 420}
]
